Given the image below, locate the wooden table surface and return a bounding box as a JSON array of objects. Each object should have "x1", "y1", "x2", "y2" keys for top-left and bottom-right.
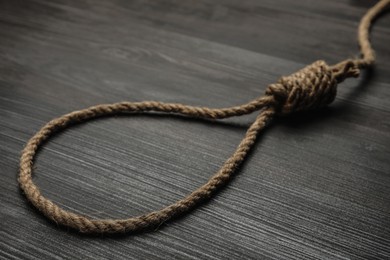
[{"x1": 1, "y1": 0, "x2": 389, "y2": 259}]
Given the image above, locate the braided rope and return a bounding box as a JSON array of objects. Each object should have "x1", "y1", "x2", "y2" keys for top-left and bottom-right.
[{"x1": 19, "y1": 0, "x2": 390, "y2": 234}]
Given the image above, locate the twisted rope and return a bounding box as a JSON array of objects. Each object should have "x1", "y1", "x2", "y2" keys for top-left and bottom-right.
[{"x1": 19, "y1": 0, "x2": 389, "y2": 234}]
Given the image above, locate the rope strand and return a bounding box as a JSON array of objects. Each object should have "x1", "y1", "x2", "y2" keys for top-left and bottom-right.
[{"x1": 19, "y1": 0, "x2": 390, "y2": 234}]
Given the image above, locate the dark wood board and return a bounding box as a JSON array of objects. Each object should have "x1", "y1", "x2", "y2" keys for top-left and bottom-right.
[{"x1": 0, "y1": 0, "x2": 389, "y2": 259}]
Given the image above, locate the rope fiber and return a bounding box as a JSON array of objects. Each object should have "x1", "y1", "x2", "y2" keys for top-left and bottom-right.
[{"x1": 19, "y1": 0, "x2": 390, "y2": 234}]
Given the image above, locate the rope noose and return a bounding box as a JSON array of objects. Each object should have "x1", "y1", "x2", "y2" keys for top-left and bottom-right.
[{"x1": 18, "y1": 0, "x2": 390, "y2": 233}]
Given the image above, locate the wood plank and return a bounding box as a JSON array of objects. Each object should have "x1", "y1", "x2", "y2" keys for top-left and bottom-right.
[{"x1": 0, "y1": 0, "x2": 389, "y2": 259}]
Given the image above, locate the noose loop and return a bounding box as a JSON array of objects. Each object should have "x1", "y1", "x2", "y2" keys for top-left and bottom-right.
[{"x1": 18, "y1": 0, "x2": 390, "y2": 233}]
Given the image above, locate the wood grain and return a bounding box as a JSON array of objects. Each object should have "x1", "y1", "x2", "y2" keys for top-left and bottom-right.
[{"x1": 0, "y1": 0, "x2": 389, "y2": 259}]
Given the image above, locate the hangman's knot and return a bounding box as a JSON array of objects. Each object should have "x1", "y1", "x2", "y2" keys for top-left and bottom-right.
[{"x1": 265, "y1": 60, "x2": 339, "y2": 115}]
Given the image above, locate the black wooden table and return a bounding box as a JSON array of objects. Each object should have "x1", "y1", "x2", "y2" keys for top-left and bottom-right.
[{"x1": 1, "y1": 0, "x2": 389, "y2": 259}]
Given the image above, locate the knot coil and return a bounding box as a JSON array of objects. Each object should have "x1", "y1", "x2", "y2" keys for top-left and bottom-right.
[{"x1": 266, "y1": 60, "x2": 338, "y2": 115}]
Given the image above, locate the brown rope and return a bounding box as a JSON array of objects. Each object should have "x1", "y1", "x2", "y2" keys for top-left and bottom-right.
[{"x1": 19, "y1": 0, "x2": 390, "y2": 234}]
